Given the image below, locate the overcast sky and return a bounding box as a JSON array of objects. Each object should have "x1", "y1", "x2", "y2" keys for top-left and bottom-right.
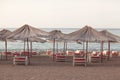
[{"x1": 0, "y1": 0, "x2": 120, "y2": 28}]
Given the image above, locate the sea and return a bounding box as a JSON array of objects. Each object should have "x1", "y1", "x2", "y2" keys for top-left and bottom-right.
[{"x1": 0, "y1": 28, "x2": 120, "y2": 52}]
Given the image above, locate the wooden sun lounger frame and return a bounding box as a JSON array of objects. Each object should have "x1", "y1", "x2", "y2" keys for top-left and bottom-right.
[
  {"x1": 73, "y1": 53, "x2": 86, "y2": 67},
  {"x1": 56, "y1": 55, "x2": 66, "y2": 62},
  {"x1": 13, "y1": 56, "x2": 28, "y2": 65}
]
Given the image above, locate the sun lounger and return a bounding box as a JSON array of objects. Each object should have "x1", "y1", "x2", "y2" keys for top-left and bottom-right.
[
  {"x1": 0, "y1": 52, "x2": 2, "y2": 60},
  {"x1": 2, "y1": 52, "x2": 12, "y2": 60},
  {"x1": 21, "y1": 51, "x2": 37, "y2": 56},
  {"x1": 91, "y1": 51, "x2": 101, "y2": 62},
  {"x1": 13, "y1": 52, "x2": 20, "y2": 56},
  {"x1": 103, "y1": 50, "x2": 110, "y2": 60},
  {"x1": 13, "y1": 55, "x2": 28, "y2": 65},
  {"x1": 3, "y1": 52, "x2": 12, "y2": 55},
  {"x1": 66, "y1": 50, "x2": 74, "y2": 56},
  {"x1": 112, "y1": 51, "x2": 119, "y2": 57},
  {"x1": 73, "y1": 52, "x2": 86, "y2": 67},
  {"x1": 46, "y1": 50, "x2": 51, "y2": 56},
  {"x1": 21, "y1": 52, "x2": 30, "y2": 56},
  {"x1": 55, "y1": 53, "x2": 66, "y2": 62},
  {"x1": 31, "y1": 52, "x2": 37, "y2": 55},
  {"x1": 13, "y1": 51, "x2": 30, "y2": 65}
]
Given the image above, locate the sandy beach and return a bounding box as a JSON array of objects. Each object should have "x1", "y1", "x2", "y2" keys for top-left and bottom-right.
[{"x1": 0, "y1": 55, "x2": 120, "y2": 80}]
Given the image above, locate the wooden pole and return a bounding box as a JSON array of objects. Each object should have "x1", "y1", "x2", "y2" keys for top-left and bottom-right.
[
  {"x1": 27, "y1": 38, "x2": 30, "y2": 64},
  {"x1": 66, "y1": 42, "x2": 67, "y2": 51},
  {"x1": 64, "y1": 41, "x2": 65, "y2": 55},
  {"x1": 65, "y1": 41, "x2": 67, "y2": 54},
  {"x1": 30, "y1": 41, "x2": 32, "y2": 57},
  {"x1": 56, "y1": 41, "x2": 58, "y2": 53},
  {"x1": 5, "y1": 39, "x2": 7, "y2": 60},
  {"x1": 24, "y1": 40, "x2": 25, "y2": 52},
  {"x1": 100, "y1": 41, "x2": 103, "y2": 63},
  {"x1": 107, "y1": 41, "x2": 110, "y2": 60},
  {"x1": 83, "y1": 42, "x2": 85, "y2": 51},
  {"x1": 85, "y1": 41, "x2": 88, "y2": 67},
  {"x1": 53, "y1": 38, "x2": 55, "y2": 61}
]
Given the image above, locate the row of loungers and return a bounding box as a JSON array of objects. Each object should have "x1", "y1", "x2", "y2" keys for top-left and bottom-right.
[
  {"x1": 46, "y1": 50, "x2": 119, "y2": 67},
  {"x1": 13, "y1": 52, "x2": 37, "y2": 65},
  {"x1": 0, "y1": 51, "x2": 37, "y2": 65},
  {"x1": 0, "y1": 51, "x2": 37, "y2": 57},
  {"x1": 0, "y1": 50, "x2": 119, "y2": 66}
]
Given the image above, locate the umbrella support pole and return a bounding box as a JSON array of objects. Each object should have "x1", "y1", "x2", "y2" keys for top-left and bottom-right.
[
  {"x1": 85, "y1": 41, "x2": 88, "y2": 67},
  {"x1": 100, "y1": 41, "x2": 103, "y2": 63},
  {"x1": 53, "y1": 38, "x2": 55, "y2": 61},
  {"x1": 27, "y1": 38, "x2": 30, "y2": 64},
  {"x1": 5, "y1": 40, "x2": 8, "y2": 60},
  {"x1": 107, "y1": 41, "x2": 110, "y2": 61}
]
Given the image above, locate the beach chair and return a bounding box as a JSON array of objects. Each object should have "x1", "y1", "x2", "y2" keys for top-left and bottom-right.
[
  {"x1": 55, "y1": 53, "x2": 66, "y2": 62},
  {"x1": 30, "y1": 51, "x2": 37, "y2": 55},
  {"x1": 3, "y1": 52, "x2": 12, "y2": 60},
  {"x1": 21, "y1": 51, "x2": 30, "y2": 56},
  {"x1": 73, "y1": 52, "x2": 86, "y2": 67},
  {"x1": 66, "y1": 50, "x2": 74, "y2": 56},
  {"x1": 13, "y1": 51, "x2": 20, "y2": 56},
  {"x1": 91, "y1": 51, "x2": 101, "y2": 63},
  {"x1": 103, "y1": 50, "x2": 110, "y2": 60},
  {"x1": 13, "y1": 55, "x2": 28, "y2": 65},
  {"x1": 13, "y1": 51, "x2": 29, "y2": 65},
  {"x1": 0, "y1": 52, "x2": 2, "y2": 60},
  {"x1": 46, "y1": 50, "x2": 51, "y2": 56},
  {"x1": 112, "y1": 51, "x2": 119, "y2": 57}
]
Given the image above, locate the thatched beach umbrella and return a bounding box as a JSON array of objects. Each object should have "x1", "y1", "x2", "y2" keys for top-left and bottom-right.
[
  {"x1": 48, "y1": 30, "x2": 67, "y2": 61},
  {"x1": 68, "y1": 26, "x2": 108, "y2": 65},
  {"x1": 99, "y1": 30, "x2": 120, "y2": 60},
  {"x1": 7, "y1": 24, "x2": 49, "y2": 64},
  {"x1": 0, "y1": 29, "x2": 13, "y2": 60}
]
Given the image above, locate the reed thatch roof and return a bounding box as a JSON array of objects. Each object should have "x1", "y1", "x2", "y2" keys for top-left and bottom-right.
[
  {"x1": 0, "y1": 29, "x2": 13, "y2": 41},
  {"x1": 67, "y1": 25, "x2": 108, "y2": 42},
  {"x1": 7, "y1": 24, "x2": 49, "y2": 41},
  {"x1": 99, "y1": 30, "x2": 120, "y2": 42}
]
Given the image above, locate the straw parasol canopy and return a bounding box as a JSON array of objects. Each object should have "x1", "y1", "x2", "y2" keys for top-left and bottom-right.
[
  {"x1": 7, "y1": 24, "x2": 48, "y2": 52},
  {"x1": 7, "y1": 24, "x2": 48, "y2": 47},
  {"x1": 99, "y1": 30, "x2": 120, "y2": 42},
  {"x1": 7, "y1": 24, "x2": 48, "y2": 63},
  {"x1": 99, "y1": 30, "x2": 120, "y2": 60},
  {"x1": 48, "y1": 30, "x2": 66, "y2": 40},
  {"x1": 0, "y1": 29, "x2": 12, "y2": 41},
  {"x1": 68, "y1": 25, "x2": 108, "y2": 42},
  {"x1": 0, "y1": 29, "x2": 13, "y2": 60},
  {"x1": 7, "y1": 24, "x2": 49, "y2": 40}
]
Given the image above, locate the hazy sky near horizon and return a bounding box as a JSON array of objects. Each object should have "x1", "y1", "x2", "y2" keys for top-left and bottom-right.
[{"x1": 0, "y1": 0, "x2": 120, "y2": 28}]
